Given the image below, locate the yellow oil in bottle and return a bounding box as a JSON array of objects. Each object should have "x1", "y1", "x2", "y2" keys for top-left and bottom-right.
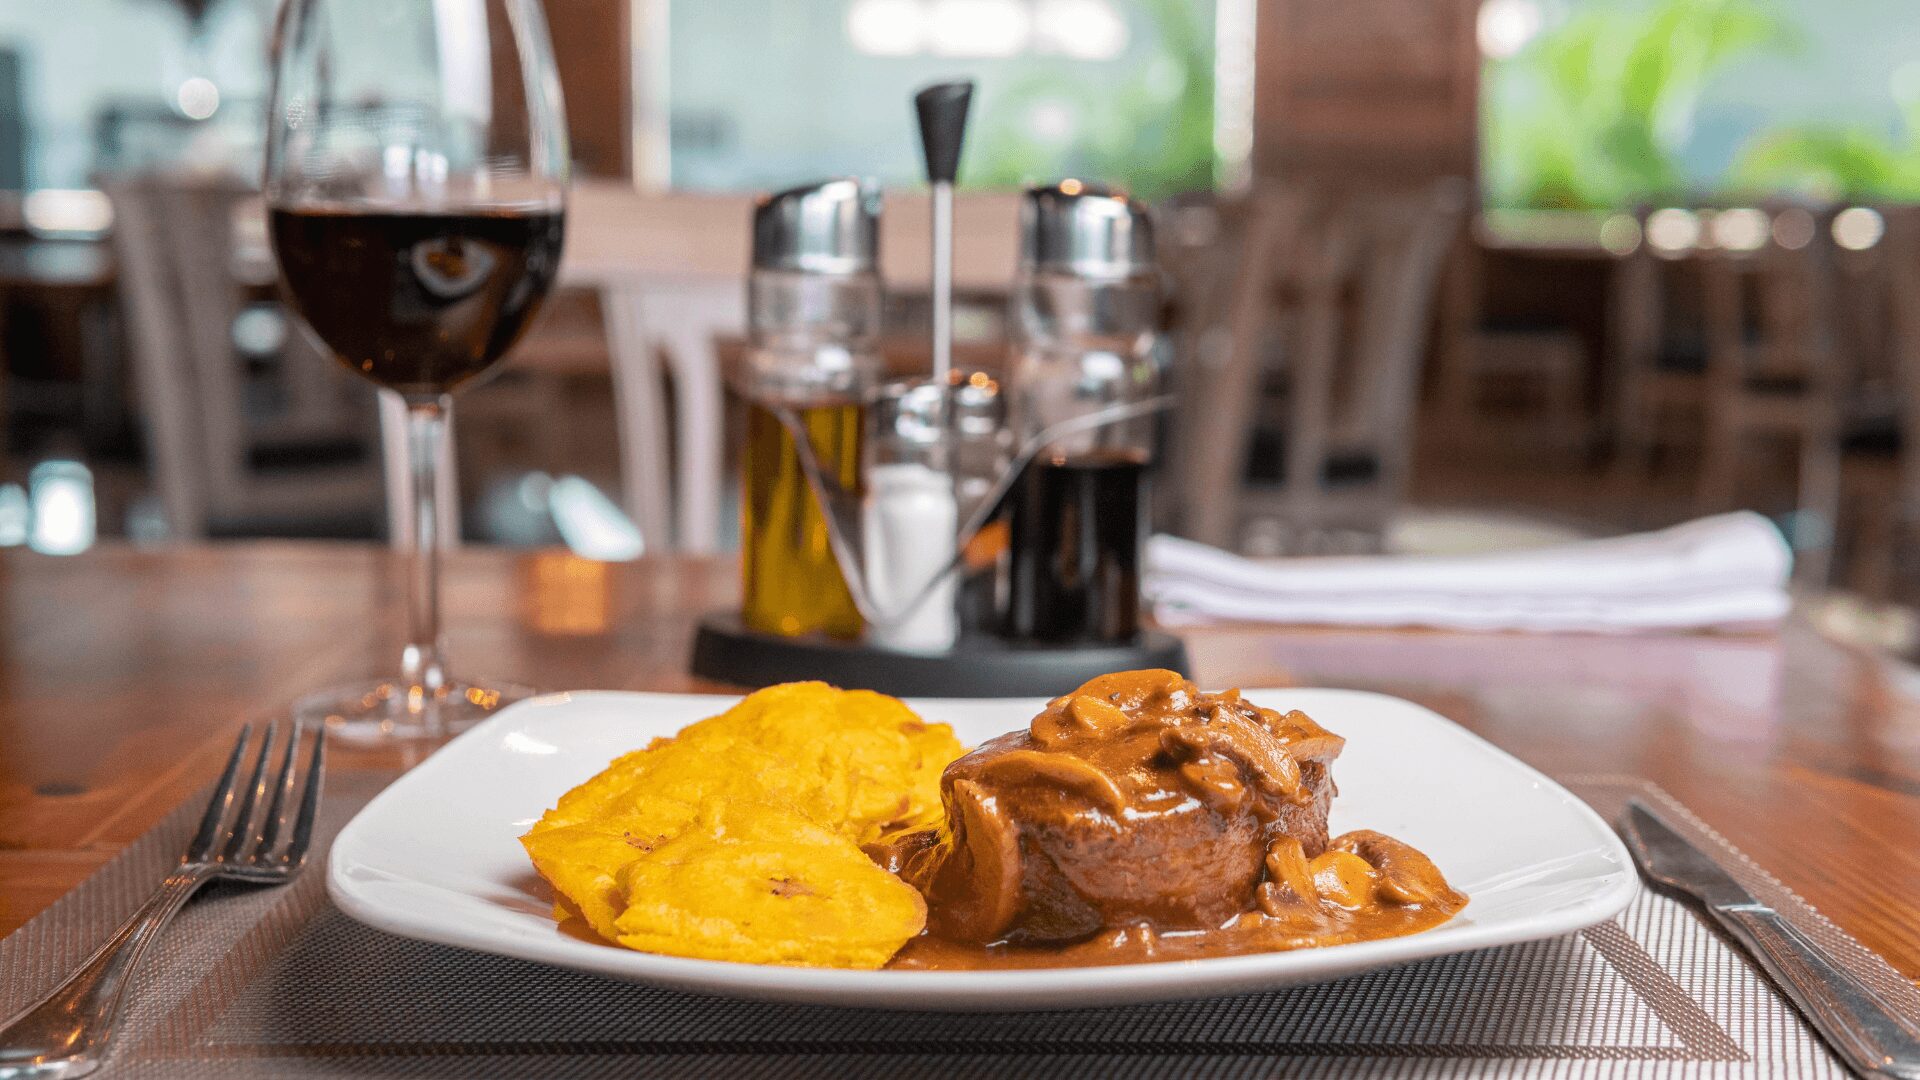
[{"x1": 741, "y1": 400, "x2": 865, "y2": 638}]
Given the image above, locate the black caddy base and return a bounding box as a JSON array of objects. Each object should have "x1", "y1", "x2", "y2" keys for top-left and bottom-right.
[{"x1": 690, "y1": 613, "x2": 1190, "y2": 698}]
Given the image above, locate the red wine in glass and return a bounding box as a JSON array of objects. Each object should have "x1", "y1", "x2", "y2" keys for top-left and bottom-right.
[{"x1": 270, "y1": 205, "x2": 565, "y2": 399}]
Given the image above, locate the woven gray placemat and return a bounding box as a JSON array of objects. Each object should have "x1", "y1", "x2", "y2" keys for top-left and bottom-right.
[{"x1": 4, "y1": 772, "x2": 1916, "y2": 1079}]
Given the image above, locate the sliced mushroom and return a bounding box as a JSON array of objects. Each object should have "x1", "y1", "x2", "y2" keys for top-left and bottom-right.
[
  {"x1": 1308, "y1": 850, "x2": 1378, "y2": 910},
  {"x1": 1274, "y1": 710, "x2": 1346, "y2": 764},
  {"x1": 1066, "y1": 693, "x2": 1133, "y2": 735},
  {"x1": 972, "y1": 749, "x2": 1128, "y2": 816},
  {"x1": 1177, "y1": 756, "x2": 1247, "y2": 814},
  {"x1": 1332, "y1": 829, "x2": 1463, "y2": 907},
  {"x1": 1263, "y1": 835, "x2": 1318, "y2": 903},
  {"x1": 1162, "y1": 723, "x2": 1305, "y2": 802},
  {"x1": 906, "y1": 779, "x2": 1022, "y2": 943}
]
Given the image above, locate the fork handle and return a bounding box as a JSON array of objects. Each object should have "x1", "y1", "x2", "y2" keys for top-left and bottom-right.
[{"x1": 0, "y1": 868, "x2": 208, "y2": 1079}]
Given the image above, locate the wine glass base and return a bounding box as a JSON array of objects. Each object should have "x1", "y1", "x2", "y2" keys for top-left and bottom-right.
[{"x1": 296, "y1": 677, "x2": 538, "y2": 745}]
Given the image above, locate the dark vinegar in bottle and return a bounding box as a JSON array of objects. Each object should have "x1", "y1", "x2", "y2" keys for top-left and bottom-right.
[{"x1": 1005, "y1": 448, "x2": 1147, "y2": 644}]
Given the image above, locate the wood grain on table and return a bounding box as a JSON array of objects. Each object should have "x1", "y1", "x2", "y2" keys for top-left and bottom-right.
[{"x1": 2, "y1": 543, "x2": 1918, "y2": 989}]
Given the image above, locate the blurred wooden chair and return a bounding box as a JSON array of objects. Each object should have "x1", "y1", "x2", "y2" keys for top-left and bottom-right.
[
  {"x1": 0, "y1": 277, "x2": 9, "y2": 475},
  {"x1": 105, "y1": 173, "x2": 387, "y2": 540},
  {"x1": 1692, "y1": 205, "x2": 1847, "y2": 579},
  {"x1": 1607, "y1": 207, "x2": 1693, "y2": 474},
  {"x1": 446, "y1": 287, "x2": 594, "y2": 520},
  {"x1": 600, "y1": 277, "x2": 739, "y2": 554},
  {"x1": 1162, "y1": 185, "x2": 1299, "y2": 548},
  {"x1": 1841, "y1": 207, "x2": 1920, "y2": 598},
  {"x1": 1172, "y1": 179, "x2": 1467, "y2": 553},
  {"x1": 1433, "y1": 232, "x2": 1591, "y2": 452},
  {"x1": 1155, "y1": 194, "x2": 1250, "y2": 534},
  {"x1": 1611, "y1": 205, "x2": 1780, "y2": 478},
  {"x1": 1157, "y1": 194, "x2": 1246, "y2": 371}
]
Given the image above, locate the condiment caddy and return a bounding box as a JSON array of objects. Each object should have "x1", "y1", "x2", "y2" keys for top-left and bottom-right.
[{"x1": 691, "y1": 79, "x2": 1188, "y2": 695}]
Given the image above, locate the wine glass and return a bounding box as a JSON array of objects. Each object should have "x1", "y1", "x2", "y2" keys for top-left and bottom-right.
[{"x1": 265, "y1": 0, "x2": 569, "y2": 742}]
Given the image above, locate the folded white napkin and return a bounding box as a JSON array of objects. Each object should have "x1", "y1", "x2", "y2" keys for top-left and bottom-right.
[{"x1": 1145, "y1": 512, "x2": 1792, "y2": 633}]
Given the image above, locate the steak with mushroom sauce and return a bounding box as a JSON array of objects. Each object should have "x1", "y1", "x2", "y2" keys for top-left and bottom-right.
[{"x1": 893, "y1": 669, "x2": 1346, "y2": 945}]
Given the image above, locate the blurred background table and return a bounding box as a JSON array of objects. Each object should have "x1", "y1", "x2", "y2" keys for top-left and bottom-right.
[{"x1": 1, "y1": 542, "x2": 1917, "y2": 990}]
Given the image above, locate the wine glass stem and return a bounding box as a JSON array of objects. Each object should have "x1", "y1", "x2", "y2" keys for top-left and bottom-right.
[{"x1": 402, "y1": 399, "x2": 450, "y2": 706}]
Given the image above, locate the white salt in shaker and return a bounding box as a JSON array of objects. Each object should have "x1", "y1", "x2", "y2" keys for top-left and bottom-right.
[{"x1": 862, "y1": 459, "x2": 959, "y2": 652}]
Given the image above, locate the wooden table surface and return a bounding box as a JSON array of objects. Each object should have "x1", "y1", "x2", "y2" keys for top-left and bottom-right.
[
  {"x1": 227, "y1": 182, "x2": 1027, "y2": 292},
  {"x1": 558, "y1": 181, "x2": 1023, "y2": 290},
  {"x1": 3, "y1": 543, "x2": 1919, "y2": 991}
]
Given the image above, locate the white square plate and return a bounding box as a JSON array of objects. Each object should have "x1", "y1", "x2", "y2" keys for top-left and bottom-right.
[{"x1": 328, "y1": 689, "x2": 1637, "y2": 1010}]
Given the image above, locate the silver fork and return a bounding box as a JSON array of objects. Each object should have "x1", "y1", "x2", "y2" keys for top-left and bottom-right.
[{"x1": 0, "y1": 721, "x2": 325, "y2": 1080}]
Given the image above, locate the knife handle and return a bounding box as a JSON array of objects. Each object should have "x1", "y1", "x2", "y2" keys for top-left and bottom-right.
[{"x1": 1714, "y1": 906, "x2": 1920, "y2": 1079}]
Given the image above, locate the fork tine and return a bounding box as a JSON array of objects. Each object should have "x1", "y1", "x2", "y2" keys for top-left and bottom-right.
[
  {"x1": 219, "y1": 725, "x2": 277, "y2": 862},
  {"x1": 183, "y1": 724, "x2": 252, "y2": 864},
  {"x1": 281, "y1": 722, "x2": 326, "y2": 869},
  {"x1": 253, "y1": 720, "x2": 303, "y2": 856}
]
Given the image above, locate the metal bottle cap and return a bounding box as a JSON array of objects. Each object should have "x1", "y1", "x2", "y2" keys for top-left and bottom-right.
[
  {"x1": 752, "y1": 178, "x2": 882, "y2": 274},
  {"x1": 1020, "y1": 180, "x2": 1155, "y2": 278}
]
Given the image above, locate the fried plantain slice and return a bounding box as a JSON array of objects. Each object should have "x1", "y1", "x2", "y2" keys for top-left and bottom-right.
[
  {"x1": 613, "y1": 805, "x2": 927, "y2": 969},
  {"x1": 522, "y1": 767, "x2": 804, "y2": 942},
  {"x1": 666, "y1": 683, "x2": 960, "y2": 842},
  {"x1": 531, "y1": 684, "x2": 960, "y2": 840},
  {"x1": 520, "y1": 822, "x2": 657, "y2": 941},
  {"x1": 521, "y1": 682, "x2": 962, "y2": 965}
]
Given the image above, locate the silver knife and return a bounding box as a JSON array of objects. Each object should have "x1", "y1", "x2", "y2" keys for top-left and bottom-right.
[{"x1": 1622, "y1": 800, "x2": 1920, "y2": 1079}]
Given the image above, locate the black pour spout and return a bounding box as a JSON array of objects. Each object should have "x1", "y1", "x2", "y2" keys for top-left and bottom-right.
[{"x1": 914, "y1": 80, "x2": 974, "y2": 185}]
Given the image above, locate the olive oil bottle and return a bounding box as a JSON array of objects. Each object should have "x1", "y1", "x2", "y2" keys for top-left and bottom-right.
[
  {"x1": 741, "y1": 400, "x2": 865, "y2": 638},
  {"x1": 737, "y1": 178, "x2": 883, "y2": 639}
]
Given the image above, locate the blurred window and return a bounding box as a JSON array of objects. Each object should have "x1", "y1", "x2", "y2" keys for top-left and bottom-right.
[
  {"x1": 3, "y1": 2, "x2": 1225, "y2": 198},
  {"x1": 665, "y1": 0, "x2": 1222, "y2": 199},
  {"x1": 1480, "y1": 0, "x2": 1920, "y2": 209},
  {"x1": 0, "y1": 0, "x2": 271, "y2": 192}
]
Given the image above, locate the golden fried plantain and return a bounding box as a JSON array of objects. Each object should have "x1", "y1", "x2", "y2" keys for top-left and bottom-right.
[
  {"x1": 521, "y1": 821, "x2": 674, "y2": 941},
  {"x1": 663, "y1": 683, "x2": 958, "y2": 842},
  {"x1": 519, "y1": 682, "x2": 963, "y2": 966},
  {"x1": 613, "y1": 805, "x2": 928, "y2": 969},
  {"x1": 529, "y1": 683, "x2": 957, "y2": 842}
]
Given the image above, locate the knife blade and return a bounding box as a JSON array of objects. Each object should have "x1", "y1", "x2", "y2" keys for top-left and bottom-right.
[
  {"x1": 1621, "y1": 801, "x2": 1763, "y2": 910},
  {"x1": 1621, "y1": 799, "x2": 1920, "y2": 1079}
]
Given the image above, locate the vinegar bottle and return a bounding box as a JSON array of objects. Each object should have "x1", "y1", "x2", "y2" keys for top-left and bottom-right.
[{"x1": 1005, "y1": 182, "x2": 1162, "y2": 644}]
